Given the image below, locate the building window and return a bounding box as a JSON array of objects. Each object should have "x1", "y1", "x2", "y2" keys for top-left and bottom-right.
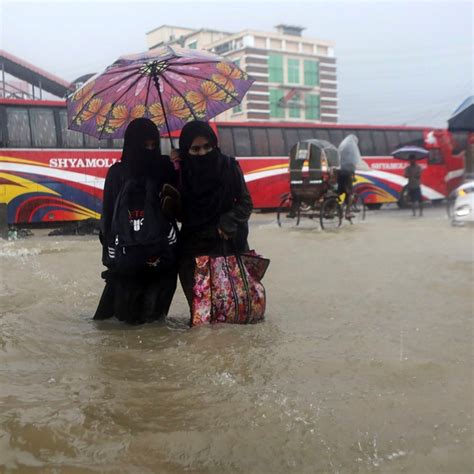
[
  {"x1": 269, "y1": 88, "x2": 284, "y2": 118},
  {"x1": 287, "y1": 58, "x2": 300, "y2": 84},
  {"x1": 214, "y1": 42, "x2": 231, "y2": 55},
  {"x1": 268, "y1": 54, "x2": 284, "y2": 83},
  {"x1": 188, "y1": 40, "x2": 197, "y2": 49},
  {"x1": 233, "y1": 59, "x2": 242, "y2": 114},
  {"x1": 288, "y1": 95, "x2": 301, "y2": 119},
  {"x1": 304, "y1": 60, "x2": 319, "y2": 86},
  {"x1": 305, "y1": 94, "x2": 320, "y2": 120}
]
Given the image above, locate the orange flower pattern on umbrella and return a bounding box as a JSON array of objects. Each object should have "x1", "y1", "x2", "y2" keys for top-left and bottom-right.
[
  {"x1": 74, "y1": 98, "x2": 111, "y2": 127},
  {"x1": 185, "y1": 81, "x2": 228, "y2": 117},
  {"x1": 211, "y1": 62, "x2": 247, "y2": 100},
  {"x1": 149, "y1": 96, "x2": 191, "y2": 127},
  {"x1": 72, "y1": 80, "x2": 96, "y2": 112},
  {"x1": 149, "y1": 103, "x2": 165, "y2": 127},
  {"x1": 108, "y1": 104, "x2": 146, "y2": 131}
]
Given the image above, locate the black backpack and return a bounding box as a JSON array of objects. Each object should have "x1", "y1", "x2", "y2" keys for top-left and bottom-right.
[{"x1": 109, "y1": 177, "x2": 176, "y2": 274}]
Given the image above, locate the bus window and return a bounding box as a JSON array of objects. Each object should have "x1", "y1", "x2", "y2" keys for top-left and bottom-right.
[
  {"x1": 341, "y1": 129, "x2": 359, "y2": 145},
  {"x1": 7, "y1": 107, "x2": 31, "y2": 147},
  {"x1": 233, "y1": 127, "x2": 252, "y2": 156},
  {"x1": 385, "y1": 130, "x2": 400, "y2": 153},
  {"x1": 342, "y1": 129, "x2": 357, "y2": 138},
  {"x1": 328, "y1": 129, "x2": 344, "y2": 146},
  {"x1": 398, "y1": 130, "x2": 413, "y2": 147},
  {"x1": 30, "y1": 108, "x2": 57, "y2": 148},
  {"x1": 408, "y1": 130, "x2": 424, "y2": 145},
  {"x1": 314, "y1": 128, "x2": 330, "y2": 142},
  {"x1": 59, "y1": 110, "x2": 84, "y2": 148},
  {"x1": 84, "y1": 133, "x2": 101, "y2": 149},
  {"x1": 297, "y1": 128, "x2": 314, "y2": 141},
  {"x1": 250, "y1": 128, "x2": 270, "y2": 156},
  {"x1": 283, "y1": 128, "x2": 299, "y2": 154},
  {"x1": 357, "y1": 129, "x2": 375, "y2": 156},
  {"x1": 112, "y1": 138, "x2": 124, "y2": 149},
  {"x1": 217, "y1": 127, "x2": 235, "y2": 157},
  {"x1": 0, "y1": 108, "x2": 3, "y2": 147},
  {"x1": 267, "y1": 127, "x2": 285, "y2": 156},
  {"x1": 372, "y1": 130, "x2": 388, "y2": 155},
  {"x1": 428, "y1": 149, "x2": 444, "y2": 164}
]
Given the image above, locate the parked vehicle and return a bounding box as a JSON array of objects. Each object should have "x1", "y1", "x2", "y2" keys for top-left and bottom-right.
[
  {"x1": 451, "y1": 181, "x2": 474, "y2": 225},
  {"x1": 0, "y1": 98, "x2": 467, "y2": 224}
]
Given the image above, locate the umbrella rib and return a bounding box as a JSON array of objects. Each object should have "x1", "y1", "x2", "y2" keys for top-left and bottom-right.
[
  {"x1": 143, "y1": 73, "x2": 153, "y2": 117},
  {"x1": 166, "y1": 67, "x2": 242, "y2": 103},
  {"x1": 97, "y1": 73, "x2": 145, "y2": 140},
  {"x1": 71, "y1": 68, "x2": 141, "y2": 127},
  {"x1": 167, "y1": 60, "x2": 221, "y2": 67},
  {"x1": 100, "y1": 64, "x2": 142, "y2": 76},
  {"x1": 159, "y1": 73, "x2": 200, "y2": 122}
]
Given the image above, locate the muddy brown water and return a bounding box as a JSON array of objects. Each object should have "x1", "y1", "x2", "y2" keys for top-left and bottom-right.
[{"x1": 0, "y1": 208, "x2": 472, "y2": 473}]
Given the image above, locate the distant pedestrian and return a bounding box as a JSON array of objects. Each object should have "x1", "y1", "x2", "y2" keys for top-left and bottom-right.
[{"x1": 404, "y1": 155, "x2": 423, "y2": 216}]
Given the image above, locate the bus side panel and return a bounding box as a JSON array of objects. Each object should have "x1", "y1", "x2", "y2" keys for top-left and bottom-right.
[
  {"x1": 237, "y1": 157, "x2": 290, "y2": 209},
  {"x1": 0, "y1": 149, "x2": 120, "y2": 224},
  {"x1": 356, "y1": 156, "x2": 448, "y2": 204}
]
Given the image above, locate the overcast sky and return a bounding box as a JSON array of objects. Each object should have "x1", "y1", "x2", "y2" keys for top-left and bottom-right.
[{"x1": 0, "y1": 0, "x2": 472, "y2": 127}]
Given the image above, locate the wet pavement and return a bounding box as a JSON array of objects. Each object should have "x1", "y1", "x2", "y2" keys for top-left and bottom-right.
[{"x1": 0, "y1": 207, "x2": 472, "y2": 473}]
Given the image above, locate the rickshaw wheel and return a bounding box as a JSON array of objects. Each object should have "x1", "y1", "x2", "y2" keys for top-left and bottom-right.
[
  {"x1": 320, "y1": 196, "x2": 342, "y2": 230},
  {"x1": 351, "y1": 194, "x2": 366, "y2": 222},
  {"x1": 296, "y1": 205, "x2": 301, "y2": 226},
  {"x1": 277, "y1": 194, "x2": 293, "y2": 227}
]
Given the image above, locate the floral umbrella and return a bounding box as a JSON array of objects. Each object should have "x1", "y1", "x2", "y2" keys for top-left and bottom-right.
[{"x1": 67, "y1": 45, "x2": 254, "y2": 139}]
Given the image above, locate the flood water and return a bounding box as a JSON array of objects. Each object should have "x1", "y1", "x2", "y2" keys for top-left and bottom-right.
[{"x1": 1, "y1": 208, "x2": 472, "y2": 473}]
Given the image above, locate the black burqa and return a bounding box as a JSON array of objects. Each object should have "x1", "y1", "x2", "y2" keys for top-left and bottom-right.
[
  {"x1": 93, "y1": 118, "x2": 178, "y2": 324},
  {"x1": 177, "y1": 121, "x2": 253, "y2": 309}
]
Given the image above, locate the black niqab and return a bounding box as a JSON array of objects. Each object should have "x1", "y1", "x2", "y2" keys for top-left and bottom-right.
[{"x1": 121, "y1": 118, "x2": 162, "y2": 178}]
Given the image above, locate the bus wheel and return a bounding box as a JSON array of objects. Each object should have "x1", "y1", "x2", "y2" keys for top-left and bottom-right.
[
  {"x1": 397, "y1": 186, "x2": 411, "y2": 208},
  {"x1": 320, "y1": 197, "x2": 342, "y2": 230}
]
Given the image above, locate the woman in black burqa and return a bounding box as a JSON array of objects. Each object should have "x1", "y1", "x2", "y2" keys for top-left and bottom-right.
[
  {"x1": 94, "y1": 118, "x2": 179, "y2": 324},
  {"x1": 174, "y1": 121, "x2": 253, "y2": 311}
]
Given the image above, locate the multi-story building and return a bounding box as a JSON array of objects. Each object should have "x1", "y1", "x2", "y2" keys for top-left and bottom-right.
[{"x1": 146, "y1": 24, "x2": 338, "y2": 123}]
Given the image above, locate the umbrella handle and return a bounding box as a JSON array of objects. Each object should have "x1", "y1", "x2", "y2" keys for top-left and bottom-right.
[{"x1": 152, "y1": 74, "x2": 175, "y2": 150}]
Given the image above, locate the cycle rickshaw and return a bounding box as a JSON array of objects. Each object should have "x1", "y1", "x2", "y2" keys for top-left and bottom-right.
[{"x1": 277, "y1": 136, "x2": 366, "y2": 229}]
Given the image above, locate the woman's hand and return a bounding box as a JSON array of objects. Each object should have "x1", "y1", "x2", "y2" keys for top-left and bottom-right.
[
  {"x1": 170, "y1": 149, "x2": 181, "y2": 163},
  {"x1": 217, "y1": 228, "x2": 231, "y2": 240}
]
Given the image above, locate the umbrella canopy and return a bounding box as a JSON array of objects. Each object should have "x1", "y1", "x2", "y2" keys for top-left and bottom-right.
[
  {"x1": 67, "y1": 46, "x2": 254, "y2": 139},
  {"x1": 448, "y1": 96, "x2": 474, "y2": 132},
  {"x1": 391, "y1": 146, "x2": 428, "y2": 160}
]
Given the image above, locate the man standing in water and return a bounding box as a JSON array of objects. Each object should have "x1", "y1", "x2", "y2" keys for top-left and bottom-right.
[{"x1": 404, "y1": 155, "x2": 423, "y2": 216}]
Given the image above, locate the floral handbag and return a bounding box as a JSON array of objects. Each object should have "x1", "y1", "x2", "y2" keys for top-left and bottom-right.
[{"x1": 191, "y1": 251, "x2": 270, "y2": 326}]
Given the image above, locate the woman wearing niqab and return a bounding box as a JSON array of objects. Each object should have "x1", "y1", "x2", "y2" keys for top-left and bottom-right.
[
  {"x1": 94, "y1": 118, "x2": 178, "y2": 324},
  {"x1": 175, "y1": 121, "x2": 253, "y2": 314}
]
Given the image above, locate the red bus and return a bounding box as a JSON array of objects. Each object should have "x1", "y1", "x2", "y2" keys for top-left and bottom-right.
[{"x1": 0, "y1": 98, "x2": 467, "y2": 224}]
